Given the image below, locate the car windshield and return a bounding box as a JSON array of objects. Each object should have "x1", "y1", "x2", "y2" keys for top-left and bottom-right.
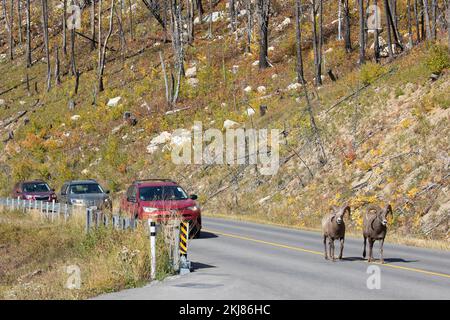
[
  {"x1": 139, "y1": 186, "x2": 188, "y2": 201},
  {"x1": 22, "y1": 183, "x2": 50, "y2": 193},
  {"x1": 69, "y1": 184, "x2": 104, "y2": 194}
]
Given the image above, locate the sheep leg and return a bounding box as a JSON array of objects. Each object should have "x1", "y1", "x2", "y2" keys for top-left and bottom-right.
[
  {"x1": 323, "y1": 235, "x2": 328, "y2": 260},
  {"x1": 331, "y1": 239, "x2": 336, "y2": 261},
  {"x1": 368, "y1": 238, "x2": 374, "y2": 262},
  {"x1": 338, "y1": 237, "x2": 344, "y2": 260},
  {"x1": 363, "y1": 236, "x2": 367, "y2": 259},
  {"x1": 328, "y1": 238, "x2": 333, "y2": 261},
  {"x1": 380, "y1": 238, "x2": 385, "y2": 264}
]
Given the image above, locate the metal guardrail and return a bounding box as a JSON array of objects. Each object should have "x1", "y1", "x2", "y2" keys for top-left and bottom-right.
[
  {"x1": 0, "y1": 197, "x2": 75, "y2": 221},
  {"x1": 0, "y1": 197, "x2": 189, "y2": 275}
]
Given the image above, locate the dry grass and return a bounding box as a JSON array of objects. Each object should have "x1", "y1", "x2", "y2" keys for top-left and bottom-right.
[{"x1": 0, "y1": 210, "x2": 173, "y2": 300}]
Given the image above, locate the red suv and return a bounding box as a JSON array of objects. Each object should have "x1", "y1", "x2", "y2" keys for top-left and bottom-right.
[
  {"x1": 12, "y1": 180, "x2": 58, "y2": 202},
  {"x1": 120, "y1": 179, "x2": 202, "y2": 237}
]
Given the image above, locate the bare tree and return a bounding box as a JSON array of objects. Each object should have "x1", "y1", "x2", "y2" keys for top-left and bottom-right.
[
  {"x1": 142, "y1": 0, "x2": 166, "y2": 29},
  {"x1": 245, "y1": 0, "x2": 253, "y2": 53},
  {"x1": 358, "y1": 0, "x2": 366, "y2": 64},
  {"x1": 2, "y1": 0, "x2": 14, "y2": 60},
  {"x1": 170, "y1": 0, "x2": 184, "y2": 103},
  {"x1": 196, "y1": 0, "x2": 204, "y2": 22},
  {"x1": 229, "y1": 0, "x2": 236, "y2": 32},
  {"x1": 407, "y1": 0, "x2": 414, "y2": 48},
  {"x1": 311, "y1": 0, "x2": 323, "y2": 85},
  {"x1": 422, "y1": 0, "x2": 432, "y2": 39},
  {"x1": 63, "y1": 0, "x2": 67, "y2": 56},
  {"x1": 447, "y1": 1, "x2": 450, "y2": 53},
  {"x1": 41, "y1": 0, "x2": 51, "y2": 91},
  {"x1": 17, "y1": 0, "x2": 22, "y2": 44},
  {"x1": 25, "y1": 0, "x2": 31, "y2": 66},
  {"x1": 413, "y1": 0, "x2": 421, "y2": 42},
  {"x1": 128, "y1": 0, "x2": 134, "y2": 39},
  {"x1": 257, "y1": 0, "x2": 270, "y2": 69},
  {"x1": 55, "y1": 46, "x2": 61, "y2": 85},
  {"x1": 91, "y1": 0, "x2": 96, "y2": 50},
  {"x1": 187, "y1": 0, "x2": 195, "y2": 44},
  {"x1": 384, "y1": 0, "x2": 394, "y2": 58},
  {"x1": 343, "y1": 0, "x2": 352, "y2": 53},
  {"x1": 98, "y1": 0, "x2": 115, "y2": 92},
  {"x1": 431, "y1": 0, "x2": 436, "y2": 39},
  {"x1": 295, "y1": 0, "x2": 305, "y2": 84},
  {"x1": 373, "y1": 0, "x2": 380, "y2": 62}
]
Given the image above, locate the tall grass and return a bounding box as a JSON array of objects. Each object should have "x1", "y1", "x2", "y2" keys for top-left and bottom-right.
[{"x1": 0, "y1": 210, "x2": 173, "y2": 299}]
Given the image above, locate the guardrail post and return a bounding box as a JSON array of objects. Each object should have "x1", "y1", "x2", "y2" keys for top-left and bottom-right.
[
  {"x1": 179, "y1": 221, "x2": 191, "y2": 275},
  {"x1": 148, "y1": 220, "x2": 157, "y2": 280},
  {"x1": 86, "y1": 208, "x2": 92, "y2": 234}
]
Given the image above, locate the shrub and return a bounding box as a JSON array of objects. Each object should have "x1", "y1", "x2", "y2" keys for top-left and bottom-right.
[
  {"x1": 359, "y1": 62, "x2": 388, "y2": 85},
  {"x1": 425, "y1": 44, "x2": 450, "y2": 74}
]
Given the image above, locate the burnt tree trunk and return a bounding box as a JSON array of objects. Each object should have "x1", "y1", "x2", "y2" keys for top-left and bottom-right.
[
  {"x1": 63, "y1": 0, "x2": 67, "y2": 56},
  {"x1": 17, "y1": 0, "x2": 22, "y2": 44},
  {"x1": 422, "y1": 0, "x2": 432, "y2": 39},
  {"x1": 41, "y1": 0, "x2": 51, "y2": 91},
  {"x1": 25, "y1": 0, "x2": 31, "y2": 66},
  {"x1": 295, "y1": 0, "x2": 305, "y2": 84},
  {"x1": 413, "y1": 0, "x2": 421, "y2": 42},
  {"x1": 55, "y1": 46, "x2": 61, "y2": 85},
  {"x1": 246, "y1": 0, "x2": 253, "y2": 53},
  {"x1": 407, "y1": 0, "x2": 413, "y2": 48},
  {"x1": 98, "y1": 0, "x2": 115, "y2": 93},
  {"x1": 384, "y1": 0, "x2": 394, "y2": 58},
  {"x1": 257, "y1": 0, "x2": 270, "y2": 69},
  {"x1": 358, "y1": 0, "x2": 366, "y2": 64},
  {"x1": 91, "y1": 0, "x2": 96, "y2": 50},
  {"x1": 344, "y1": 0, "x2": 352, "y2": 53}
]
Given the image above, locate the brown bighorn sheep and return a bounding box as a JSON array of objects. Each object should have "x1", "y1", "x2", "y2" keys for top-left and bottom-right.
[
  {"x1": 322, "y1": 205, "x2": 351, "y2": 261},
  {"x1": 363, "y1": 204, "x2": 393, "y2": 264}
]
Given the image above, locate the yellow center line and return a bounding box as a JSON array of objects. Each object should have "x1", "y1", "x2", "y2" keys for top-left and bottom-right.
[{"x1": 204, "y1": 228, "x2": 450, "y2": 280}]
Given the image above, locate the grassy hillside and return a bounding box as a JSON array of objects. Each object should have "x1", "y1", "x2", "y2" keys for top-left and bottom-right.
[{"x1": 0, "y1": 0, "x2": 449, "y2": 244}]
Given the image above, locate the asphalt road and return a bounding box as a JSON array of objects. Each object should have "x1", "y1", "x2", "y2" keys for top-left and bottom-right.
[{"x1": 96, "y1": 217, "x2": 450, "y2": 300}]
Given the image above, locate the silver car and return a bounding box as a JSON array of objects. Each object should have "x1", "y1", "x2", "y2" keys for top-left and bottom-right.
[{"x1": 60, "y1": 180, "x2": 112, "y2": 210}]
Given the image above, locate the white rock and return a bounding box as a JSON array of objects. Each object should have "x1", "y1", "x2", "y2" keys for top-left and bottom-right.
[
  {"x1": 287, "y1": 83, "x2": 302, "y2": 91},
  {"x1": 107, "y1": 96, "x2": 122, "y2": 107},
  {"x1": 187, "y1": 78, "x2": 200, "y2": 87},
  {"x1": 81, "y1": 169, "x2": 89, "y2": 175},
  {"x1": 185, "y1": 66, "x2": 197, "y2": 78},
  {"x1": 221, "y1": 103, "x2": 228, "y2": 108},
  {"x1": 252, "y1": 60, "x2": 260, "y2": 66},
  {"x1": 171, "y1": 129, "x2": 192, "y2": 147},
  {"x1": 223, "y1": 119, "x2": 239, "y2": 130},
  {"x1": 146, "y1": 131, "x2": 172, "y2": 154},
  {"x1": 268, "y1": 46, "x2": 275, "y2": 52},
  {"x1": 244, "y1": 86, "x2": 253, "y2": 93},
  {"x1": 325, "y1": 48, "x2": 333, "y2": 54},
  {"x1": 275, "y1": 17, "x2": 291, "y2": 32},
  {"x1": 71, "y1": 115, "x2": 81, "y2": 121},
  {"x1": 0, "y1": 99, "x2": 5, "y2": 106},
  {"x1": 258, "y1": 196, "x2": 271, "y2": 204},
  {"x1": 246, "y1": 108, "x2": 256, "y2": 117},
  {"x1": 257, "y1": 86, "x2": 267, "y2": 94},
  {"x1": 272, "y1": 74, "x2": 279, "y2": 79},
  {"x1": 232, "y1": 65, "x2": 240, "y2": 74}
]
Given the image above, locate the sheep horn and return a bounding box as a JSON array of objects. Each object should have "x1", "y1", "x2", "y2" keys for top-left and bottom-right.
[
  {"x1": 340, "y1": 205, "x2": 351, "y2": 217},
  {"x1": 384, "y1": 204, "x2": 393, "y2": 217}
]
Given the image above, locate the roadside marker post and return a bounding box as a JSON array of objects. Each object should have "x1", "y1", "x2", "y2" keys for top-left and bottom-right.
[
  {"x1": 179, "y1": 221, "x2": 191, "y2": 275},
  {"x1": 148, "y1": 220, "x2": 157, "y2": 280}
]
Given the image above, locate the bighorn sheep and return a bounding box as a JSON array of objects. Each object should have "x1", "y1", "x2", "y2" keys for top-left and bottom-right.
[
  {"x1": 363, "y1": 204, "x2": 393, "y2": 264},
  {"x1": 322, "y1": 205, "x2": 351, "y2": 261}
]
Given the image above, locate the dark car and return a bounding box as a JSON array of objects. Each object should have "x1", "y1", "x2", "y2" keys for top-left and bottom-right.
[
  {"x1": 119, "y1": 179, "x2": 202, "y2": 238},
  {"x1": 12, "y1": 180, "x2": 58, "y2": 202},
  {"x1": 59, "y1": 179, "x2": 112, "y2": 210}
]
